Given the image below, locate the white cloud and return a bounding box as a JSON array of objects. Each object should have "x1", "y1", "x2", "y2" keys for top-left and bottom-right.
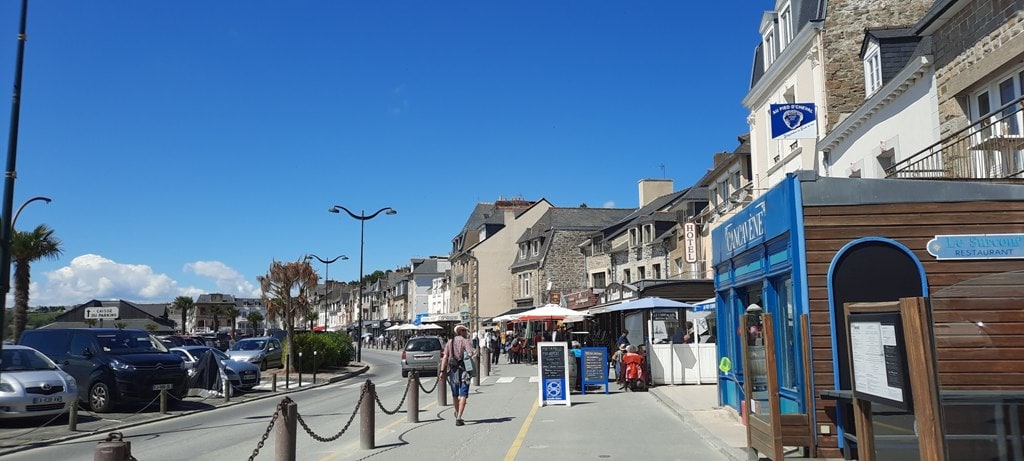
[
  {"x1": 183, "y1": 260, "x2": 259, "y2": 297},
  {"x1": 603, "y1": 200, "x2": 616, "y2": 208},
  {"x1": 30, "y1": 254, "x2": 202, "y2": 307}
]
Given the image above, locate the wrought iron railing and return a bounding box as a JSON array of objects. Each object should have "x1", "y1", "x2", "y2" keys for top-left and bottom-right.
[{"x1": 886, "y1": 95, "x2": 1024, "y2": 180}]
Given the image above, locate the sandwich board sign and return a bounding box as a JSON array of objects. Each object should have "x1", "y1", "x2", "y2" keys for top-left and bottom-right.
[{"x1": 537, "y1": 341, "x2": 571, "y2": 407}]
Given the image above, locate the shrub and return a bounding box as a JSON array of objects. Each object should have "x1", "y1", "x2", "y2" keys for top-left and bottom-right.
[{"x1": 287, "y1": 331, "x2": 354, "y2": 372}]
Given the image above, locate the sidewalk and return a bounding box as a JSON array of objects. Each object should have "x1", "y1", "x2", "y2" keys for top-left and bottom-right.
[{"x1": 648, "y1": 384, "x2": 755, "y2": 461}]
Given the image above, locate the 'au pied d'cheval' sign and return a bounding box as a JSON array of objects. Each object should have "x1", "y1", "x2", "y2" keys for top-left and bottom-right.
[{"x1": 770, "y1": 103, "x2": 817, "y2": 139}]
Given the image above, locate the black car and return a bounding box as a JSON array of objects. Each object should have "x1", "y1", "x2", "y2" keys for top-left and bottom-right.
[
  {"x1": 19, "y1": 328, "x2": 188, "y2": 412},
  {"x1": 198, "y1": 332, "x2": 231, "y2": 351}
]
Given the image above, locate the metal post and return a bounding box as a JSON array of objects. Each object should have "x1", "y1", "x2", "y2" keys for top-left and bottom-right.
[
  {"x1": 313, "y1": 351, "x2": 317, "y2": 384},
  {"x1": 272, "y1": 374, "x2": 277, "y2": 392},
  {"x1": 298, "y1": 352, "x2": 303, "y2": 387},
  {"x1": 276, "y1": 399, "x2": 298, "y2": 461},
  {"x1": 407, "y1": 372, "x2": 419, "y2": 423},
  {"x1": 68, "y1": 401, "x2": 77, "y2": 431},
  {"x1": 285, "y1": 355, "x2": 290, "y2": 389},
  {"x1": 360, "y1": 379, "x2": 375, "y2": 449},
  {"x1": 437, "y1": 374, "x2": 448, "y2": 407},
  {"x1": 223, "y1": 378, "x2": 230, "y2": 402}
]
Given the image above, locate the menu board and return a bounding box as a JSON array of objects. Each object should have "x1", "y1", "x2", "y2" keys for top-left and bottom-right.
[
  {"x1": 849, "y1": 312, "x2": 912, "y2": 411},
  {"x1": 581, "y1": 347, "x2": 608, "y2": 394},
  {"x1": 537, "y1": 342, "x2": 571, "y2": 407}
]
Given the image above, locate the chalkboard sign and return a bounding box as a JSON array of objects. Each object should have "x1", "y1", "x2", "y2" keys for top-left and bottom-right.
[
  {"x1": 537, "y1": 342, "x2": 571, "y2": 407},
  {"x1": 580, "y1": 347, "x2": 608, "y2": 395}
]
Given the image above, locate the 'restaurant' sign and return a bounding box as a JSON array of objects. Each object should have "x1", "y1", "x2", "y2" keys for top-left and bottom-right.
[{"x1": 927, "y1": 233, "x2": 1024, "y2": 260}]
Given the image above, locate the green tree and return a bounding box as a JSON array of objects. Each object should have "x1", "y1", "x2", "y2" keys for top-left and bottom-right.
[
  {"x1": 225, "y1": 306, "x2": 240, "y2": 336},
  {"x1": 208, "y1": 305, "x2": 224, "y2": 332},
  {"x1": 259, "y1": 259, "x2": 317, "y2": 372},
  {"x1": 10, "y1": 224, "x2": 62, "y2": 342},
  {"x1": 114, "y1": 321, "x2": 127, "y2": 330},
  {"x1": 304, "y1": 311, "x2": 318, "y2": 330},
  {"x1": 246, "y1": 311, "x2": 264, "y2": 335},
  {"x1": 172, "y1": 296, "x2": 194, "y2": 335},
  {"x1": 144, "y1": 322, "x2": 158, "y2": 333}
]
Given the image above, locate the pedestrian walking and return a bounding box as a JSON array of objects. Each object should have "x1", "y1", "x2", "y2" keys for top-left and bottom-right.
[
  {"x1": 440, "y1": 324, "x2": 476, "y2": 426},
  {"x1": 489, "y1": 331, "x2": 501, "y2": 365}
]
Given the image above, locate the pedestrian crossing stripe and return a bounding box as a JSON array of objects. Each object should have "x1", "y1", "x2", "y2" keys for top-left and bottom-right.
[
  {"x1": 375, "y1": 380, "x2": 400, "y2": 387},
  {"x1": 529, "y1": 376, "x2": 539, "y2": 383},
  {"x1": 496, "y1": 377, "x2": 515, "y2": 383}
]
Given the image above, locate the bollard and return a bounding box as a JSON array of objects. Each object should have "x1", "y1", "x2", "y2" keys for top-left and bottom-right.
[
  {"x1": 94, "y1": 431, "x2": 132, "y2": 461},
  {"x1": 298, "y1": 352, "x2": 303, "y2": 387},
  {"x1": 482, "y1": 348, "x2": 490, "y2": 377},
  {"x1": 275, "y1": 399, "x2": 298, "y2": 461},
  {"x1": 360, "y1": 380, "x2": 375, "y2": 450},
  {"x1": 437, "y1": 374, "x2": 448, "y2": 407},
  {"x1": 68, "y1": 401, "x2": 78, "y2": 431},
  {"x1": 160, "y1": 389, "x2": 168, "y2": 414},
  {"x1": 272, "y1": 374, "x2": 278, "y2": 392},
  {"x1": 223, "y1": 378, "x2": 231, "y2": 403},
  {"x1": 472, "y1": 354, "x2": 481, "y2": 386},
  {"x1": 407, "y1": 372, "x2": 419, "y2": 423},
  {"x1": 313, "y1": 351, "x2": 318, "y2": 384},
  {"x1": 285, "y1": 356, "x2": 290, "y2": 390}
]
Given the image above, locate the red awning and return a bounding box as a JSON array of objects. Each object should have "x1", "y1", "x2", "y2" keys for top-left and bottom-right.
[{"x1": 313, "y1": 325, "x2": 326, "y2": 331}]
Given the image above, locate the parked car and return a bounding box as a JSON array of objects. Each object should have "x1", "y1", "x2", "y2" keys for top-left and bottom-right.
[
  {"x1": 157, "y1": 335, "x2": 204, "y2": 348},
  {"x1": 401, "y1": 336, "x2": 443, "y2": 378},
  {"x1": 18, "y1": 328, "x2": 188, "y2": 413},
  {"x1": 0, "y1": 345, "x2": 79, "y2": 420},
  {"x1": 197, "y1": 332, "x2": 231, "y2": 351},
  {"x1": 226, "y1": 337, "x2": 283, "y2": 371},
  {"x1": 169, "y1": 346, "x2": 261, "y2": 391}
]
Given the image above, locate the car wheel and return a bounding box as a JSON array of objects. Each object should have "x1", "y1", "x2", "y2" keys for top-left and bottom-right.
[
  {"x1": 260, "y1": 359, "x2": 267, "y2": 371},
  {"x1": 89, "y1": 382, "x2": 113, "y2": 413},
  {"x1": 401, "y1": 369, "x2": 409, "y2": 378}
]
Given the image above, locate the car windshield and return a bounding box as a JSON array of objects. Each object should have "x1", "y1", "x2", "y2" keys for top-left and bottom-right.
[
  {"x1": 1, "y1": 348, "x2": 58, "y2": 371},
  {"x1": 231, "y1": 340, "x2": 265, "y2": 351},
  {"x1": 96, "y1": 331, "x2": 165, "y2": 354}
]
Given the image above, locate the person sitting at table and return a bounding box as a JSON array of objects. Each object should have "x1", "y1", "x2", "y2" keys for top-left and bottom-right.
[{"x1": 620, "y1": 345, "x2": 645, "y2": 391}]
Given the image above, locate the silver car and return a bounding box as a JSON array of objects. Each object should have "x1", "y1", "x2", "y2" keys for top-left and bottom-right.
[
  {"x1": 226, "y1": 337, "x2": 283, "y2": 371},
  {"x1": 0, "y1": 345, "x2": 78, "y2": 419},
  {"x1": 170, "y1": 346, "x2": 261, "y2": 391},
  {"x1": 401, "y1": 336, "x2": 443, "y2": 378}
]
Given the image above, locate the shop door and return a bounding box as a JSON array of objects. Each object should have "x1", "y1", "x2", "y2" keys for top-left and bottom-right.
[{"x1": 744, "y1": 311, "x2": 784, "y2": 460}]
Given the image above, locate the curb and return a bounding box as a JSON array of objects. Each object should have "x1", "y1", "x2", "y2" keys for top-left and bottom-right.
[
  {"x1": 0, "y1": 363, "x2": 371, "y2": 458},
  {"x1": 648, "y1": 387, "x2": 756, "y2": 461}
]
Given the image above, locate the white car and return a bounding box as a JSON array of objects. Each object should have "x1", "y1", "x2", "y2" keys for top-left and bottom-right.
[{"x1": 0, "y1": 345, "x2": 78, "y2": 419}]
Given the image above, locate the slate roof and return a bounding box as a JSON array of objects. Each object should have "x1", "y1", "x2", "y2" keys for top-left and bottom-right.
[{"x1": 750, "y1": 0, "x2": 828, "y2": 89}]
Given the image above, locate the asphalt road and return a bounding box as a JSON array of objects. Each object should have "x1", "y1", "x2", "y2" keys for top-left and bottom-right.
[{"x1": 1, "y1": 348, "x2": 730, "y2": 460}]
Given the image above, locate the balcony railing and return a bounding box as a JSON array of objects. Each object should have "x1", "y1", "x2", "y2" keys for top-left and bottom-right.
[{"x1": 886, "y1": 95, "x2": 1024, "y2": 180}]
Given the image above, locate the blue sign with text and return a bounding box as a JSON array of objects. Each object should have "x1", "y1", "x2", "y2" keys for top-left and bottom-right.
[
  {"x1": 927, "y1": 234, "x2": 1024, "y2": 260},
  {"x1": 770, "y1": 103, "x2": 817, "y2": 139}
]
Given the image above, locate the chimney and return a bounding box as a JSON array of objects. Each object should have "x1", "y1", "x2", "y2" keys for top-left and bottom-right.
[{"x1": 638, "y1": 179, "x2": 673, "y2": 207}]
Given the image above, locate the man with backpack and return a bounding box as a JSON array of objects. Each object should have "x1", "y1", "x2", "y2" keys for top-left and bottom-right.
[{"x1": 440, "y1": 324, "x2": 476, "y2": 426}]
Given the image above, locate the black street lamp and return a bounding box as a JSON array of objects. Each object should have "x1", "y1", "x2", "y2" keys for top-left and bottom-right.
[
  {"x1": 328, "y1": 206, "x2": 396, "y2": 363},
  {"x1": 305, "y1": 254, "x2": 348, "y2": 330}
]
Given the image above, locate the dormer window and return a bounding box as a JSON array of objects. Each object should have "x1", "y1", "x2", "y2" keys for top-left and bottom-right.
[
  {"x1": 763, "y1": 29, "x2": 776, "y2": 67},
  {"x1": 519, "y1": 243, "x2": 527, "y2": 260},
  {"x1": 779, "y1": 4, "x2": 793, "y2": 50},
  {"x1": 863, "y1": 42, "x2": 882, "y2": 97},
  {"x1": 629, "y1": 228, "x2": 638, "y2": 247},
  {"x1": 532, "y1": 240, "x2": 540, "y2": 256}
]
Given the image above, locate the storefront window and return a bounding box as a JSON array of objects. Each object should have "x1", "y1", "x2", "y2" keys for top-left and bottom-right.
[{"x1": 774, "y1": 277, "x2": 797, "y2": 388}]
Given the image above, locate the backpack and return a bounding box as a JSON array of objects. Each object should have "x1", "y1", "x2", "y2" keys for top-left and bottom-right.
[{"x1": 447, "y1": 340, "x2": 465, "y2": 372}]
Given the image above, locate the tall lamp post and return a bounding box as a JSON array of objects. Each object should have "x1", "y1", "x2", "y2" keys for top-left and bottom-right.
[
  {"x1": 329, "y1": 206, "x2": 396, "y2": 363},
  {"x1": 305, "y1": 254, "x2": 348, "y2": 330}
]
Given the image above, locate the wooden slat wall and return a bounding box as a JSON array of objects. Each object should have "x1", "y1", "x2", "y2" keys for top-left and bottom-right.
[{"x1": 802, "y1": 200, "x2": 1024, "y2": 457}]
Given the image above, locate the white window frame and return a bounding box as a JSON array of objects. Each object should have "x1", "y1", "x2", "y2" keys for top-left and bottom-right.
[
  {"x1": 519, "y1": 273, "x2": 531, "y2": 297},
  {"x1": 519, "y1": 243, "x2": 527, "y2": 260},
  {"x1": 863, "y1": 42, "x2": 882, "y2": 97},
  {"x1": 629, "y1": 228, "x2": 638, "y2": 247},
  {"x1": 763, "y1": 30, "x2": 776, "y2": 68},
  {"x1": 969, "y1": 65, "x2": 1024, "y2": 121},
  {"x1": 779, "y1": 4, "x2": 793, "y2": 50},
  {"x1": 532, "y1": 240, "x2": 540, "y2": 256}
]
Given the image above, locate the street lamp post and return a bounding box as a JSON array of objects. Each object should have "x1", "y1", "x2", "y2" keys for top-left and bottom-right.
[
  {"x1": 306, "y1": 254, "x2": 348, "y2": 330},
  {"x1": 329, "y1": 206, "x2": 396, "y2": 363}
]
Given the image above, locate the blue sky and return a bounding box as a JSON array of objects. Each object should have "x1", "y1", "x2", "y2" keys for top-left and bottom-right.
[{"x1": 0, "y1": 1, "x2": 762, "y2": 307}]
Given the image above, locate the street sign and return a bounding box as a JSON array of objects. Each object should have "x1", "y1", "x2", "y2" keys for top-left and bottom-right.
[{"x1": 85, "y1": 307, "x2": 119, "y2": 319}]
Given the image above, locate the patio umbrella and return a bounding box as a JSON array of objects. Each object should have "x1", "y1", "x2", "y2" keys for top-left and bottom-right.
[
  {"x1": 514, "y1": 304, "x2": 591, "y2": 321},
  {"x1": 385, "y1": 324, "x2": 404, "y2": 331},
  {"x1": 491, "y1": 314, "x2": 520, "y2": 322},
  {"x1": 417, "y1": 323, "x2": 443, "y2": 330}
]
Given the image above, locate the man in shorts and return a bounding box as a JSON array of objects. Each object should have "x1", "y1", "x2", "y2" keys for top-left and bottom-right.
[{"x1": 440, "y1": 324, "x2": 476, "y2": 426}]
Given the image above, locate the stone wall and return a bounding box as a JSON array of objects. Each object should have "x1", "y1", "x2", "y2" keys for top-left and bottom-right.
[
  {"x1": 932, "y1": 0, "x2": 1024, "y2": 136},
  {"x1": 541, "y1": 230, "x2": 591, "y2": 297},
  {"x1": 822, "y1": 0, "x2": 933, "y2": 132}
]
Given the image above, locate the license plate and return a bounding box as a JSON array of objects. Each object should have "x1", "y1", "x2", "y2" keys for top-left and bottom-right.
[
  {"x1": 152, "y1": 383, "x2": 174, "y2": 391},
  {"x1": 32, "y1": 396, "x2": 62, "y2": 404}
]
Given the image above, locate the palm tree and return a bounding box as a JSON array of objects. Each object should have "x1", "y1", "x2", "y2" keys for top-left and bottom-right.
[
  {"x1": 259, "y1": 258, "x2": 316, "y2": 372},
  {"x1": 225, "y1": 306, "x2": 240, "y2": 336},
  {"x1": 10, "y1": 224, "x2": 62, "y2": 343},
  {"x1": 208, "y1": 305, "x2": 224, "y2": 333},
  {"x1": 172, "y1": 296, "x2": 194, "y2": 335},
  {"x1": 246, "y1": 311, "x2": 264, "y2": 335},
  {"x1": 304, "y1": 311, "x2": 318, "y2": 330}
]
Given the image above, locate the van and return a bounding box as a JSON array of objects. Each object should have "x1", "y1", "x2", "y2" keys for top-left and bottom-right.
[{"x1": 19, "y1": 328, "x2": 189, "y2": 412}]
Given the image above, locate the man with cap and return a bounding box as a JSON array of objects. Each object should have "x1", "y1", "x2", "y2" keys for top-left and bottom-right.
[{"x1": 440, "y1": 324, "x2": 476, "y2": 426}]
